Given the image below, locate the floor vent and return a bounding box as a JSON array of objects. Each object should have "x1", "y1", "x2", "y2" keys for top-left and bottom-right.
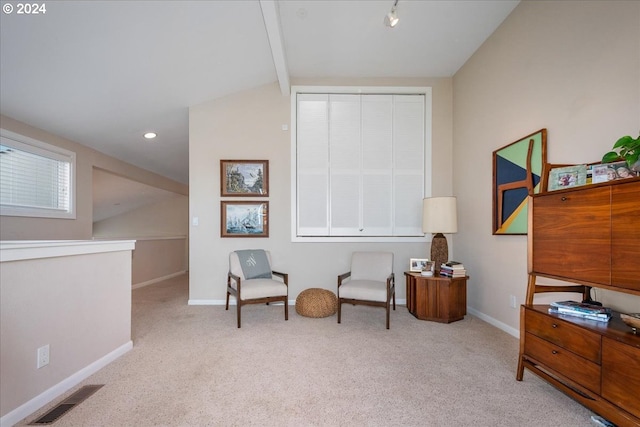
[{"x1": 29, "y1": 385, "x2": 104, "y2": 425}]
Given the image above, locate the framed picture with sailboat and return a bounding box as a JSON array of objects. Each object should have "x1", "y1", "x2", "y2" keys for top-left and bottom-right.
[{"x1": 221, "y1": 201, "x2": 269, "y2": 237}]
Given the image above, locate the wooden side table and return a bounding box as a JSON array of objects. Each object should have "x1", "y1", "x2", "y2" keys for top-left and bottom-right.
[{"x1": 404, "y1": 272, "x2": 467, "y2": 323}]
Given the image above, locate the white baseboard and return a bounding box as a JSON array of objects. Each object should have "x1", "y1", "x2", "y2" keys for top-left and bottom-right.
[
  {"x1": 188, "y1": 299, "x2": 295, "y2": 306},
  {"x1": 467, "y1": 307, "x2": 519, "y2": 338},
  {"x1": 0, "y1": 341, "x2": 133, "y2": 427},
  {"x1": 188, "y1": 299, "x2": 227, "y2": 305},
  {"x1": 188, "y1": 298, "x2": 409, "y2": 306},
  {"x1": 132, "y1": 271, "x2": 186, "y2": 289}
]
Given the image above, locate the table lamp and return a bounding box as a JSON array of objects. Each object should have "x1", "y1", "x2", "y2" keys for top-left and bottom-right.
[{"x1": 422, "y1": 197, "x2": 458, "y2": 273}]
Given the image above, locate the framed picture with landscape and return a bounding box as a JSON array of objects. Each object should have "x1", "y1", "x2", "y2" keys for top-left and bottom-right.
[
  {"x1": 220, "y1": 160, "x2": 269, "y2": 196},
  {"x1": 221, "y1": 201, "x2": 269, "y2": 238}
]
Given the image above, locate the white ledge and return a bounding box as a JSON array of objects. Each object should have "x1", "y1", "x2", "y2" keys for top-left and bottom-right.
[
  {"x1": 92, "y1": 235, "x2": 186, "y2": 241},
  {"x1": 0, "y1": 240, "x2": 136, "y2": 262}
]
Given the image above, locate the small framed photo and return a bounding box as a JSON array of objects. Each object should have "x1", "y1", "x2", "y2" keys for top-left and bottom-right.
[
  {"x1": 592, "y1": 161, "x2": 638, "y2": 183},
  {"x1": 410, "y1": 258, "x2": 429, "y2": 272},
  {"x1": 220, "y1": 160, "x2": 269, "y2": 196},
  {"x1": 548, "y1": 164, "x2": 587, "y2": 191},
  {"x1": 221, "y1": 201, "x2": 268, "y2": 238}
]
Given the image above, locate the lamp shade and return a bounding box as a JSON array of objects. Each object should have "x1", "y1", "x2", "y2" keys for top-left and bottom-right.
[{"x1": 422, "y1": 197, "x2": 458, "y2": 234}]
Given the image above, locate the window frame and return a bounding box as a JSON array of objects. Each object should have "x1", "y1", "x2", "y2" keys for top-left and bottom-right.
[
  {"x1": 290, "y1": 86, "x2": 432, "y2": 243},
  {"x1": 0, "y1": 129, "x2": 76, "y2": 219}
]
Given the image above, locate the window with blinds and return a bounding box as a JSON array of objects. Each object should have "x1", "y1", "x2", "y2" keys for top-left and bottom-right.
[
  {"x1": 291, "y1": 87, "x2": 431, "y2": 241},
  {"x1": 0, "y1": 130, "x2": 76, "y2": 219}
]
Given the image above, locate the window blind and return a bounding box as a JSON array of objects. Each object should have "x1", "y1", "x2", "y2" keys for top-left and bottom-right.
[{"x1": 0, "y1": 132, "x2": 75, "y2": 218}]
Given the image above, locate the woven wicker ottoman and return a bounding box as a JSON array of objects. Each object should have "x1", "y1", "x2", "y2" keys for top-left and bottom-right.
[{"x1": 295, "y1": 288, "x2": 338, "y2": 318}]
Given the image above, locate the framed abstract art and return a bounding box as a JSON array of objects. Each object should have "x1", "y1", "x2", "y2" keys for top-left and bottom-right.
[{"x1": 492, "y1": 129, "x2": 547, "y2": 235}]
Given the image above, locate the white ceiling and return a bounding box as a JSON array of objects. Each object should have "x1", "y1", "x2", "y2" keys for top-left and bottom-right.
[
  {"x1": 1, "y1": 0, "x2": 519, "y2": 187},
  {"x1": 2, "y1": 1, "x2": 518, "y2": 222}
]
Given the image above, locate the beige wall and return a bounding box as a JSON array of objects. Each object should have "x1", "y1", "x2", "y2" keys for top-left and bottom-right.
[
  {"x1": 188, "y1": 79, "x2": 454, "y2": 303},
  {"x1": 93, "y1": 194, "x2": 188, "y2": 238},
  {"x1": 0, "y1": 242, "x2": 134, "y2": 422},
  {"x1": 93, "y1": 195, "x2": 189, "y2": 286},
  {"x1": 452, "y1": 0, "x2": 640, "y2": 332},
  {"x1": 131, "y1": 238, "x2": 188, "y2": 286},
  {"x1": 0, "y1": 115, "x2": 188, "y2": 241}
]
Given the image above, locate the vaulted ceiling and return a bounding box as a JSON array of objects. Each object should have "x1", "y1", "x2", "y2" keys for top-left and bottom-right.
[{"x1": 1, "y1": 0, "x2": 519, "y2": 186}]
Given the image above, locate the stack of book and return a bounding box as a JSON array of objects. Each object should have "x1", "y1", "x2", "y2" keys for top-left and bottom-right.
[
  {"x1": 548, "y1": 300, "x2": 612, "y2": 322},
  {"x1": 439, "y1": 261, "x2": 466, "y2": 277}
]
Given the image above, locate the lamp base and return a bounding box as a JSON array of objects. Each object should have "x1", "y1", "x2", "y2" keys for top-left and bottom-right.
[{"x1": 430, "y1": 233, "x2": 448, "y2": 274}]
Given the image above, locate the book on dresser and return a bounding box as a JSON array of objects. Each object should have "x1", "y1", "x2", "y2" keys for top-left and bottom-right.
[
  {"x1": 439, "y1": 262, "x2": 466, "y2": 277},
  {"x1": 443, "y1": 261, "x2": 464, "y2": 268},
  {"x1": 548, "y1": 306, "x2": 612, "y2": 322},
  {"x1": 550, "y1": 300, "x2": 612, "y2": 315}
]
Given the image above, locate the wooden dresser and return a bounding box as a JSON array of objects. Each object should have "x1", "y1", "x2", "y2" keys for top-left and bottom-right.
[{"x1": 517, "y1": 177, "x2": 640, "y2": 427}]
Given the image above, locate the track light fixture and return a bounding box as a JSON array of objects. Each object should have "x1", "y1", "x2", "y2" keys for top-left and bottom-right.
[{"x1": 384, "y1": 0, "x2": 399, "y2": 28}]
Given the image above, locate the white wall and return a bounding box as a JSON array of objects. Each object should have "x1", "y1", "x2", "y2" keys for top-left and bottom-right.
[
  {"x1": 188, "y1": 79, "x2": 455, "y2": 303},
  {"x1": 452, "y1": 0, "x2": 640, "y2": 331}
]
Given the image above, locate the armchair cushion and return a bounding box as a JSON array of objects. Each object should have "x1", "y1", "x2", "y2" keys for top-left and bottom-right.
[
  {"x1": 350, "y1": 252, "x2": 393, "y2": 281},
  {"x1": 230, "y1": 250, "x2": 273, "y2": 280},
  {"x1": 235, "y1": 278, "x2": 287, "y2": 300},
  {"x1": 338, "y1": 279, "x2": 388, "y2": 302}
]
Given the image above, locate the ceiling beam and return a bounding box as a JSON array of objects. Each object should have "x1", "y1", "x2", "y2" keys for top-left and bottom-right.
[{"x1": 259, "y1": 0, "x2": 290, "y2": 96}]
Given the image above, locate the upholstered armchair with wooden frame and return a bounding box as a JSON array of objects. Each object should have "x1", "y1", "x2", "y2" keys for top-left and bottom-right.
[
  {"x1": 337, "y1": 251, "x2": 395, "y2": 329},
  {"x1": 226, "y1": 250, "x2": 288, "y2": 328}
]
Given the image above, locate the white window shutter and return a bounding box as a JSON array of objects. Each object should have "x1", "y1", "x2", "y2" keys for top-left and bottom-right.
[
  {"x1": 361, "y1": 95, "x2": 393, "y2": 235},
  {"x1": 294, "y1": 90, "x2": 427, "y2": 239},
  {"x1": 393, "y1": 95, "x2": 424, "y2": 235},
  {"x1": 296, "y1": 94, "x2": 329, "y2": 235},
  {"x1": 329, "y1": 95, "x2": 361, "y2": 234}
]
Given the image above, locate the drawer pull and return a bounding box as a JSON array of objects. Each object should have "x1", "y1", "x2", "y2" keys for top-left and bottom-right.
[
  {"x1": 561, "y1": 196, "x2": 567, "y2": 202},
  {"x1": 552, "y1": 324, "x2": 558, "y2": 328},
  {"x1": 552, "y1": 350, "x2": 558, "y2": 355}
]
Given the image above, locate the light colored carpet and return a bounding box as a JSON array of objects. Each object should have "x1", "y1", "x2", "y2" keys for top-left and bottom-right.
[{"x1": 20, "y1": 274, "x2": 595, "y2": 426}]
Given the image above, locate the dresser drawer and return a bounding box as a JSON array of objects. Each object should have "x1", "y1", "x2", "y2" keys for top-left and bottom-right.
[
  {"x1": 525, "y1": 308, "x2": 601, "y2": 363},
  {"x1": 524, "y1": 332, "x2": 601, "y2": 393},
  {"x1": 602, "y1": 337, "x2": 640, "y2": 419}
]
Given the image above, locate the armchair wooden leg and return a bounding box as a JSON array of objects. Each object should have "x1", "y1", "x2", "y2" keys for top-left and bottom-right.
[
  {"x1": 237, "y1": 302, "x2": 241, "y2": 328},
  {"x1": 386, "y1": 304, "x2": 390, "y2": 329},
  {"x1": 337, "y1": 301, "x2": 342, "y2": 324},
  {"x1": 284, "y1": 300, "x2": 289, "y2": 321},
  {"x1": 392, "y1": 292, "x2": 396, "y2": 310},
  {"x1": 225, "y1": 292, "x2": 230, "y2": 310}
]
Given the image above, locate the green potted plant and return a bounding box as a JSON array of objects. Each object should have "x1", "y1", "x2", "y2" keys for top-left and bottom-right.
[{"x1": 602, "y1": 133, "x2": 640, "y2": 171}]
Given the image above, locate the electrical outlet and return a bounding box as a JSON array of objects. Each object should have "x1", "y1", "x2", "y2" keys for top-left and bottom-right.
[
  {"x1": 37, "y1": 345, "x2": 50, "y2": 369},
  {"x1": 509, "y1": 295, "x2": 517, "y2": 309}
]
